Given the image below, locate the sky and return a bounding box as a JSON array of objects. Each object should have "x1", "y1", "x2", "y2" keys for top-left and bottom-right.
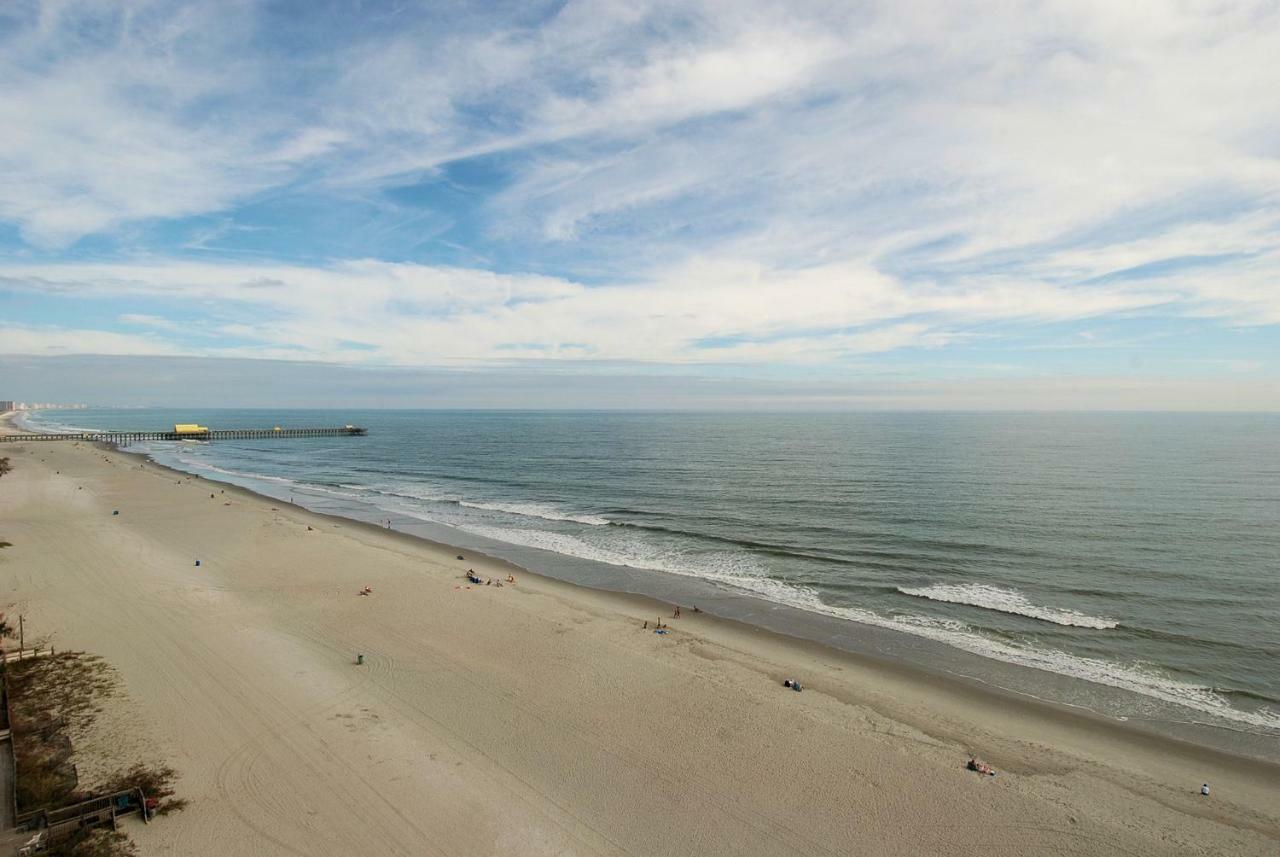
[{"x1": 1, "y1": 0, "x2": 1278, "y2": 409}]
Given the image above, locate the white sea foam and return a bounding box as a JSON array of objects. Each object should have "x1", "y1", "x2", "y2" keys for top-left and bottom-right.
[
  {"x1": 898, "y1": 583, "x2": 1119, "y2": 629},
  {"x1": 787, "y1": 590, "x2": 1279, "y2": 731},
  {"x1": 172, "y1": 459, "x2": 299, "y2": 486},
  {"x1": 458, "y1": 524, "x2": 766, "y2": 582},
  {"x1": 459, "y1": 499, "x2": 609, "y2": 526},
  {"x1": 367, "y1": 482, "x2": 455, "y2": 503},
  {"x1": 361, "y1": 482, "x2": 610, "y2": 526},
  {"x1": 740, "y1": 584, "x2": 1277, "y2": 732},
  {"x1": 129, "y1": 455, "x2": 1277, "y2": 734},
  {"x1": 163, "y1": 457, "x2": 368, "y2": 504},
  {"x1": 453, "y1": 523, "x2": 1278, "y2": 731},
  {"x1": 14, "y1": 411, "x2": 100, "y2": 435}
]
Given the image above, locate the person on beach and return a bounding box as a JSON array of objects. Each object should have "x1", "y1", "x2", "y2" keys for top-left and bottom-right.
[
  {"x1": 673, "y1": 606, "x2": 681, "y2": 618},
  {"x1": 1201, "y1": 783, "x2": 1210, "y2": 796},
  {"x1": 967, "y1": 758, "x2": 995, "y2": 776}
]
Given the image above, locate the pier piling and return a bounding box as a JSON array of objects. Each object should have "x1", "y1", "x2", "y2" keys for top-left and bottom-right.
[{"x1": 0, "y1": 426, "x2": 368, "y2": 444}]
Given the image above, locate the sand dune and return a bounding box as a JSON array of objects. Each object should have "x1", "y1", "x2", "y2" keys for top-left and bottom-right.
[{"x1": 1, "y1": 432, "x2": 1276, "y2": 856}]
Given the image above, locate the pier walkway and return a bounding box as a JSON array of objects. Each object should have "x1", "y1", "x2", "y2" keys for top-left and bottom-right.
[{"x1": 0, "y1": 426, "x2": 367, "y2": 444}]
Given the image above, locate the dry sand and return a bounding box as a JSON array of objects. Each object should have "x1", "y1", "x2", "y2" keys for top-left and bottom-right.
[{"x1": 0, "y1": 424, "x2": 1277, "y2": 856}]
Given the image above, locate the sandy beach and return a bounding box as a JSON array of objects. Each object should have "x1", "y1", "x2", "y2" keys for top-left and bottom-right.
[{"x1": 1, "y1": 420, "x2": 1277, "y2": 856}]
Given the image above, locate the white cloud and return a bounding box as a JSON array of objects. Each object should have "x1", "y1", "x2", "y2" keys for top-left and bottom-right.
[
  {"x1": 6, "y1": 1, "x2": 1279, "y2": 258},
  {"x1": 0, "y1": 0, "x2": 1277, "y2": 382},
  {"x1": 0, "y1": 324, "x2": 181, "y2": 356},
  {"x1": 0, "y1": 0, "x2": 327, "y2": 245},
  {"x1": 118, "y1": 313, "x2": 181, "y2": 331},
  {"x1": 0, "y1": 254, "x2": 1245, "y2": 366}
]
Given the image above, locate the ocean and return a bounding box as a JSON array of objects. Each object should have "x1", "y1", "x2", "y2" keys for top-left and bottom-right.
[{"x1": 20, "y1": 408, "x2": 1280, "y2": 751}]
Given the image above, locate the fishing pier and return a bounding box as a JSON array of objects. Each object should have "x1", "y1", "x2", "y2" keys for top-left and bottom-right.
[{"x1": 0, "y1": 424, "x2": 368, "y2": 444}]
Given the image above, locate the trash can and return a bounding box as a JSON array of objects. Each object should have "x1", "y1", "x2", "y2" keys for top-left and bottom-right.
[{"x1": 357, "y1": 654, "x2": 364, "y2": 665}]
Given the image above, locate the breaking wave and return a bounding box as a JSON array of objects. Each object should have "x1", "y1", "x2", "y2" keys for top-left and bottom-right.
[
  {"x1": 898, "y1": 583, "x2": 1119, "y2": 629},
  {"x1": 458, "y1": 500, "x2": 609, "y2": 526}
]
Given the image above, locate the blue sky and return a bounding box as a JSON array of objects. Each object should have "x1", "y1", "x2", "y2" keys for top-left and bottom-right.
[{"x1": 1, "y1": 0, "x2": 1278, "y2": 408}]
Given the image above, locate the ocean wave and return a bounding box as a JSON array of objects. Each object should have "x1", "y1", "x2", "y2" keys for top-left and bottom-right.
[
  {"x1": 898, "y1": 583, "x2": 1118, "y2": 629},
  {"x1": 103, "y1": 442, "x2": 1276, "y2": 734},
  {"x1": 1213, "y1": 687, "x2": 1280, "y2": 705},
  {"x1": 360, "y1": 482, "x2": 610, "y2": 527},
  {"x1": 13, "y1": 411, "x2": 101, "y2": 435},
  {"x1": 366, "y1": 483, "x2": 454, "y2": 503},
  {"x1": 458, "y1": 524, "x2": 765, "y2": 580},
  {"x1": 606, "y1": 518, "x2": 884, "y2": 565},
  {"x1": 798, "y1": 593, "x2": 1280, "y2": 732},
  {"x1": 445, "y1": 522, "x2": 1278, "y2": 731},
  {"x1": 459, "y1": 500, "x2": 609, "y2": 526},
  {"x1": 169, "y1": 458, "x2": 300, "y2": 486}
]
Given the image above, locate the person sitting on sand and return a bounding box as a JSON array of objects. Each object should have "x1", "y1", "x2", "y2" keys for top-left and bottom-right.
[
  {"x1": 507, "y1": 575, "x2": 516, "y2": 583},
  {"x1": 967, "y1": 757, "x2": 995, "y2": 776}
]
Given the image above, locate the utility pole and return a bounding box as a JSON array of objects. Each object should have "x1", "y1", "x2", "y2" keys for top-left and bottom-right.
[{"x1": 18, "y1": 613, "x2": 23, "y2": 657}]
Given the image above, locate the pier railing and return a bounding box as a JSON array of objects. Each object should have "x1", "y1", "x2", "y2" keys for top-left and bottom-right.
[{"x1": 0, "y1": 426, "x2": 367, "y2": 444}]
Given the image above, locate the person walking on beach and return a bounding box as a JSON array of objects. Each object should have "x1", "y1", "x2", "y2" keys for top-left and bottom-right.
[{"x1": 673, "y1": 606, "x2": 681, "y2": 618}]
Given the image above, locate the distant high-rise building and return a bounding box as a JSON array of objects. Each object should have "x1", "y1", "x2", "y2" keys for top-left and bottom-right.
[{"x1": 0, "y1": 400, "x2": 15, "y2": 412}]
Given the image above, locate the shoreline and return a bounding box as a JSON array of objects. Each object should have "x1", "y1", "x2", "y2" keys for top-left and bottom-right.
[
  {"x1": 25, "y1": 408, "x2": 1276, "y2": 757},
  {"x1": 106, "y1": 444, "x2": 1279, "y2": 769},
  {"x1": 2, "y1": 412, "x2": 1278, "y2": 854},
  {"x1": 5, "y1": 411, "x2": 1278, "y2": 759}
]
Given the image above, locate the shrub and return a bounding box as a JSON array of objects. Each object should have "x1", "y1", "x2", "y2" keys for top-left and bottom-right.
[
  {"x1": 99, "y1": 764, "x2": 186, "y2": 816},
  {"x1": 55, "y1": 829, "x2": 139, "y2": 857}
]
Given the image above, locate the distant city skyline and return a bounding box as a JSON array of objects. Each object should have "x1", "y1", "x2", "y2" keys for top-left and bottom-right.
[
  {"x1": 2, "y1": 2, "x2": 1278, "y2": 409},
  {"x1": 0, "y1": 401, "x2": 86, "y2": 410}
]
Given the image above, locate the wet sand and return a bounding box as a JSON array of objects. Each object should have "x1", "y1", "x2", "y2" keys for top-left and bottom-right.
[{"x1": 1, "y1": 420, "x2": 1277, "y2": 855}]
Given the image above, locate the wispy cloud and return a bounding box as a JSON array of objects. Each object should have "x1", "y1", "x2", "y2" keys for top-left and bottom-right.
[
  {"x1": 0, "y1": 0, "x2": 1277, "y2": 404},
  {"x1": 0, "y1": 254, "x2": 1246, "y2": 365}
]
